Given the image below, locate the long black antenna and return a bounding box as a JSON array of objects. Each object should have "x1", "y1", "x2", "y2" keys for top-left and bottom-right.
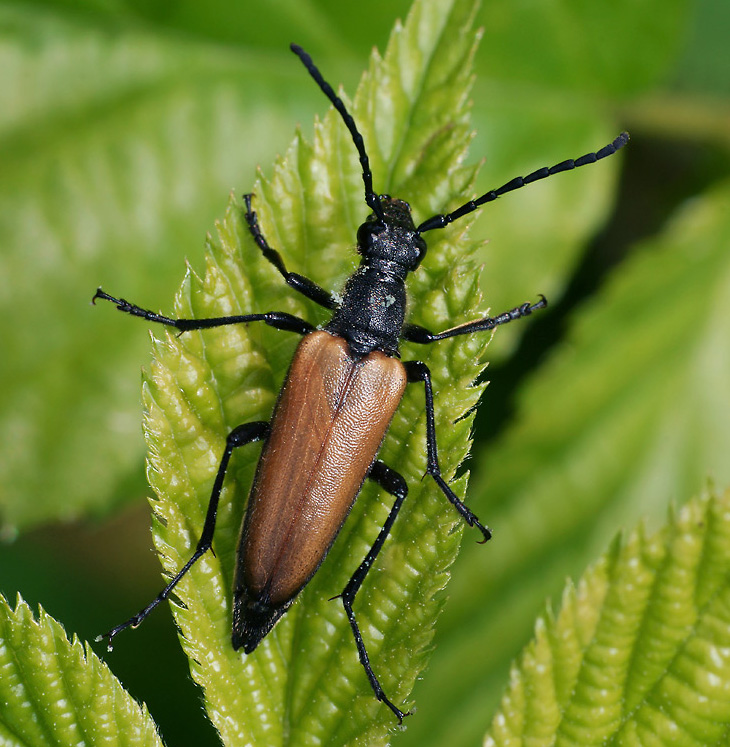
[
  {"x1": 417, "y1": 131, "x2": 629, "y2": 233},
  {"x1": 291, "y1": 44, "x2": 386, "y2": 225}
]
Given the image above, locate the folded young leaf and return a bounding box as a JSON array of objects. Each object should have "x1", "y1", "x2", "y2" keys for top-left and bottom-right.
[
  {"x1": 485, "y1": 487, "x2": 730, "y2": 745},
  {"x1": 0, "y1": 594, "x2": 162, "y2": 747}
]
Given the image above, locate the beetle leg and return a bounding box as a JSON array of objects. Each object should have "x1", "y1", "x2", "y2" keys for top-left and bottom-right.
[
  {"x1": 93, "y1": 289, "x2": 315, "y2": 336},
  {"x1": 243, "y1": 193, "x2": 338, "y2": 310},
  {"x1": 336, "y1": 459, "x2": 410, "y2": 723},
  {"x1": 97, "y1": 421, "x2": 269, "y2": 649},
  {"x1": 403, "y1": 361, "x2": 492, "y2": 543},
  {"x1": 402, "y1": 294, "x2": 547, "y2": 344}
]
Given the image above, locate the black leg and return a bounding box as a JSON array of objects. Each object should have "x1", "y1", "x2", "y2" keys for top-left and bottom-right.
[
  {"x1": 97, "y1": 421, "x2": 269, "y2": 649},
  {"x1": 403, "y1": 295, "x2": 547, "y2": 344},
  {"x1": 403, "y1": 361, "x2": 491, "y2": 543},
  {"x1": 335, "y1": 460, "x2": 410, "y2": 723},
  {"x1": 93, "y1": 289, "x2": 315, "y2": 336},
  {"x1": 243, "y1": 194, "x2": 337, "y2": 310}
]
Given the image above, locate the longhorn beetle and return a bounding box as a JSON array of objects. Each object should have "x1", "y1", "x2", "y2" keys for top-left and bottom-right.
[{"x1": 94, "y1": 44, "x2": 628, "y2": 721}]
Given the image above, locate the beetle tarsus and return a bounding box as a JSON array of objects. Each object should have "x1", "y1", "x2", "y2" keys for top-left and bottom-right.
[
  {"x1": 341, "y1": 588, "x2": 412, "y2": 723},
  {"x1": 403, "y1": 294, "x2": 549, "y2": 343},
  {"x1": 93, "y1": 288, "x2": 183, "y2": 328},
  {"x1": 96, "y1": 602, "x2": 157, "y2": 652},
  {"x1": 341, "y1": 593, "x2": 411, "y2": 723},
  {"x1": 471, "y1": 517, "x2": 493, "y2": 544},
  {"x1": 403, "y1": 362, "x2": 492, "y2": 542}
]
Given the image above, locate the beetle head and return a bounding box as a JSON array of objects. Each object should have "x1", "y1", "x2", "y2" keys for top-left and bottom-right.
[{"x1": 356, "y1": 196, "x2": 427, "y2": 272}]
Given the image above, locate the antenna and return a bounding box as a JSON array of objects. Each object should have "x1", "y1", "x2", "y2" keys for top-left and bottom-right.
[
  {"x1": 417, "y1": 132, "x2": 629, "y2": 233},
  {"x1": 291, "y1": 44, "x2": 386, "y2": 225}
]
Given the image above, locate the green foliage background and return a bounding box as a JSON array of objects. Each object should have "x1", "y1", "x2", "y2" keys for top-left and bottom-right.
[{"x1": 1, "y1": 0, "x2": 729, "y2": 744}]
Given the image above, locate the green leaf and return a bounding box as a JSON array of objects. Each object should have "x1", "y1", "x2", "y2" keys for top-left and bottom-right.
[
  {"x1": 0, "y1": 593, "x2": 163, "y2": 747},
  {"x1": 0, "y1": 3, "x2": 313, "y2": 532},
  {"x1": 477, "y1": 0, "x2": 690, "y2": 97},
  {"x1": 485, "y1": 487, "x2": 730, "y2": 745},
  {"x1": 141, "y1": 0, "x2": 489, "y2": 743},
  {"x1": 407, "y1": 179, "x2": 730, "y2": 744},
  {"x1": 674, "y1": 0, "x2": 730, "y2": 95}
]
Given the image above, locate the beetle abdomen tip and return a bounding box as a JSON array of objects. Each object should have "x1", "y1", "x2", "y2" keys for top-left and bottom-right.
[{"x1": 232, "y1": 592, "x2": 290, "y2": 653}]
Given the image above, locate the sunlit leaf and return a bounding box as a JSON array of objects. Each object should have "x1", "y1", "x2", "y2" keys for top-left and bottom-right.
[
  {"x1": 486, "y1": 488, "x2": 730, "y2": 745},
  {"x1": 0, "y1": 594, "x2": 162, "y2": 747}
]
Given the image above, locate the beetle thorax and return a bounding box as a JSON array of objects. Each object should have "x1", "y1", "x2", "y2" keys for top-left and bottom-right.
[
  {"x1": 324, "y1": 196, "x2": 428, "y2": 358},
  {"x1": 325, "y1": 262, "x2": 407, "y2": 357}
]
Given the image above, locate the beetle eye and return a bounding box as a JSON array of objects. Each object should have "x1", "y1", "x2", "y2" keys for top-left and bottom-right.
[{"x1": 357, "y1": 220, "x2": 384, "y2": 250}]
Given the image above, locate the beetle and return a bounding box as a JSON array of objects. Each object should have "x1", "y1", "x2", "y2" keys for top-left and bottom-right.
[{"x1": 94, "y1": 43, "x2": 628, "y2": 721}]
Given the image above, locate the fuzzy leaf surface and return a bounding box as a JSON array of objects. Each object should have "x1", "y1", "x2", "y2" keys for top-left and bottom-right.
[{"x1": 485, "y1": 488, "x2": 730, "y2": 745}]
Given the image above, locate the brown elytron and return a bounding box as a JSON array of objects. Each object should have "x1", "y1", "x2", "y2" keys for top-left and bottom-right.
[{"x1": 233, "y1": 331, "x2": 407, "y2": 649}]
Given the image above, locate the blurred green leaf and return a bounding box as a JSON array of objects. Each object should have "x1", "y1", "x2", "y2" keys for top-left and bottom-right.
[
  {"x1": 477, "y1": 0, "x2": 690, "y2": 97},
  {"x1": 486, "y1": 488, "x2": 730, "y2": 745},
  {"x1": 0, "y1": 593, "x2": 163, "y2": 747},
  {"x1": 674, "y1": 0, "x2": 730, "y2": 95},
  {"x1": 0, "y1": 4, "x2": 310, "y2": 531}
]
